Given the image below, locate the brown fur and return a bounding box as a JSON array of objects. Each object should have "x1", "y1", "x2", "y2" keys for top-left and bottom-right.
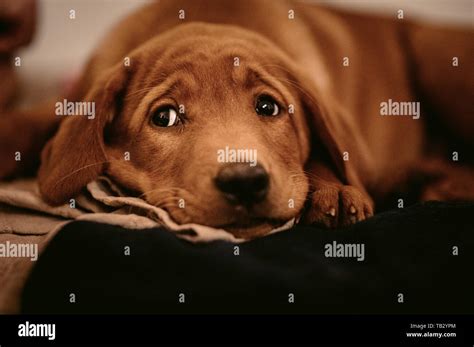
[
  {"x1": 0, "y1": 0, "x2": 473, "y2": 237},
  {"x1": 0, "y1": 0, "x2": 36, "y2": 108}
]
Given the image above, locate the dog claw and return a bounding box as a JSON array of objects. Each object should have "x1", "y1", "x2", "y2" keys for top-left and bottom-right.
[
  {"x1": 305, "y1": 185, "x2": 374, "y2": 228},
  {"x1": 326, "y1": 207, "x2": 336, "y2": 217}
]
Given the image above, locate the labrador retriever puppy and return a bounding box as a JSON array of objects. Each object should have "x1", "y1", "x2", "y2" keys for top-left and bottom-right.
[{"x1": 1, "y1": 0, "x2": 473, "y2": 238}]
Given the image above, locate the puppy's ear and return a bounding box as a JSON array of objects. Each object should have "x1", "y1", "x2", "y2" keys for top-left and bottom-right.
[
  {"x1": 290, "y1": 67, "x2": 373, "y2": 189},
  {"x1": 38, "y1": 65, "x2": 130, "y2": 205}
]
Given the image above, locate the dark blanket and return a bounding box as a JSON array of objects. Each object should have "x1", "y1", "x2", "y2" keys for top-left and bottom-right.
[{"x1": 21, "y1": 201, "x2": 473, "y2": 314}]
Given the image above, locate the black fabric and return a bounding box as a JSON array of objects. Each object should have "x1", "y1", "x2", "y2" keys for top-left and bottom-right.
[{"x1": 21, "y1": 201, "x2": 473, "y2": 314}]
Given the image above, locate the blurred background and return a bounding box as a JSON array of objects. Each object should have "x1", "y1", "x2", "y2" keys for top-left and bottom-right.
[{"x1": 15, "y1": 0, "x2": 474, "y2": 105}]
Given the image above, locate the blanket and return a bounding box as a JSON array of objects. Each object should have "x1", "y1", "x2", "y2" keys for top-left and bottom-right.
[
  {"x1": 0, "y1": 177, "x2": 294, "y2": 312},
  {"x1": 20, "y1": 201, "x2": 473, "y2": 314}
]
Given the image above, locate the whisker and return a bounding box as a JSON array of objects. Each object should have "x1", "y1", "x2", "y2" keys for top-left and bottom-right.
[
  {"x1": 55, "y1": 159, "x2": 125, "y2": 185},
  {"x1": 137, "y1": 187, "x2": 190, "y2": 200}
]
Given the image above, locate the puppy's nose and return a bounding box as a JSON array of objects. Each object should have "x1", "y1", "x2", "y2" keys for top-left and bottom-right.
[{"x1": 214, "y1": 163, "x2": 269, "y2": 205}]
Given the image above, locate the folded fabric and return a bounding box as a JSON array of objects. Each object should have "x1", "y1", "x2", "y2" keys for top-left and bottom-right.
[
  {"x1": 0, "y1": 176, "x2": 294, "y2": 312},
  {"x1": 0, "y1": 177, "x2": 295, "y2": 243},
  {"x1": 0, "y1": 231, "x2": 56, "y2": 313}
]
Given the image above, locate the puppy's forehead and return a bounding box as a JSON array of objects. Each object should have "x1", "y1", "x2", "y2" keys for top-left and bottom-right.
[{"x1": 144, "y1": 50, "x2": 262, "y2": 95}]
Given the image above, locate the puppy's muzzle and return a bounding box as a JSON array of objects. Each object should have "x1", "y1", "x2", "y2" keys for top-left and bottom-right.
[{"x1": 214, "y1": 163, "x2": 269, "y2": 206}]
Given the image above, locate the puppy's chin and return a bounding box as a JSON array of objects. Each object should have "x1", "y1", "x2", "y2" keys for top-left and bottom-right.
[{"x1": 166, "y1": 206, "x2": 285, "y2": 239}]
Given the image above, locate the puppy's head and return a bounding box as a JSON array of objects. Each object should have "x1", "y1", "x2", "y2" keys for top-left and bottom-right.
[{"x1": 39, "y1": 23, "x2": 345, "y2": 238}]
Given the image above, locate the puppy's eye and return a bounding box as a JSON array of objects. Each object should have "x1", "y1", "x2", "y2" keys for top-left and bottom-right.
[
  {"x1": 151, "y1": 106, "x2": 179, "y2": 127},
  {"x1": 255, "y1": 95, "x2": 280, "y2": 116}
]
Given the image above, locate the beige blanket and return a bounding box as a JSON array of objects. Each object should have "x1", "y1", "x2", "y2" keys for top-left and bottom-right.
[{"x1": 0, "y1": 177, "x2": 295, "y2": 313}]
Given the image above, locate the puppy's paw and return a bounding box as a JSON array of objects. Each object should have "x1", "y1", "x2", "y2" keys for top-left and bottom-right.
[
  {"x1": 302, "y1": 184, "x2": 373, "y2": 228},
  {"x1": 302, "y1": 184, "x2": 340, "y2": 228},
  {"x1": 338, "y1": 186, "x2": 374, "y2": 227}
]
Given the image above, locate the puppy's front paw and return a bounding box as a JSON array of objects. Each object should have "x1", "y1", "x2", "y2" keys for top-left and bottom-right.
[{"x1": 302, "y1": 184, "x2": 373, "y2": 228}]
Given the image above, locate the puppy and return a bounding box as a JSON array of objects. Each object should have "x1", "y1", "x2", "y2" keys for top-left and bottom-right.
[{"x1": 1, "y1": 0, "x2": 473, "y2": 238}]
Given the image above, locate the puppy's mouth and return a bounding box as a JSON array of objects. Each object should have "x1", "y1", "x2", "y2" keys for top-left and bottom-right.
[
  {"x1": 215, "y1": 205, "x2": 294, "y2": 238},
  {"x1": 152, "y1": 190, "x2": 295, "y2": 239},
  {"x1": 218, "y1": 218, "x2": 285, "y2": 239},
  {"x1": 162, "y1": 203, "x2": 285, "y2": 239}
]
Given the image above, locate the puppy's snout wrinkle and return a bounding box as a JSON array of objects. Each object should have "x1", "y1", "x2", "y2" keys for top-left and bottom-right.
[{"x1": 214, "y1": 163, "x2": 269, "y2": 206}]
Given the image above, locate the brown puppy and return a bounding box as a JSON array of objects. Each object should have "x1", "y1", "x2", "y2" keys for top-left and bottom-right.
[
  {"x1": 0, "y1": 0, "x2": 36, "y2": 108},
  {"x1": 1, "y1": 0, "x2": 473, "y2": 238}
]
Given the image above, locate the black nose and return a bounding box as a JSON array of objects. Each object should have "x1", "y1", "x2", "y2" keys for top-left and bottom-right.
[{"x1": 214, "y1": 163, "x2": 269, "y2": 205}]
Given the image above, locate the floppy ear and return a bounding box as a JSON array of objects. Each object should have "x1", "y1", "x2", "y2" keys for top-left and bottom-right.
[
  {"x1": 290, "y1": 66, "x2": 374, "y2": 190},
  {"x1": 38, "y1": 65, "x2": 130, "y2": 205}
]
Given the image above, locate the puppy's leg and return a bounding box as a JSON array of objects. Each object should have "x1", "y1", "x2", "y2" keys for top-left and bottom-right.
[
  {"x1": 0, "y1": 100, "x2": 60, "y2": 179},
  {"x1": 0, "y1": 57, "x2": 18, "y2": 109},
  {"x1": 405, "y1": 23, "x2": 474, "y2": 146},
  {"x1": 414, "y1": 158, "x2": 474, "y2": 202},
  {"x1": 302, "y1": 161, "x2": 374, "y2": 228}
]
